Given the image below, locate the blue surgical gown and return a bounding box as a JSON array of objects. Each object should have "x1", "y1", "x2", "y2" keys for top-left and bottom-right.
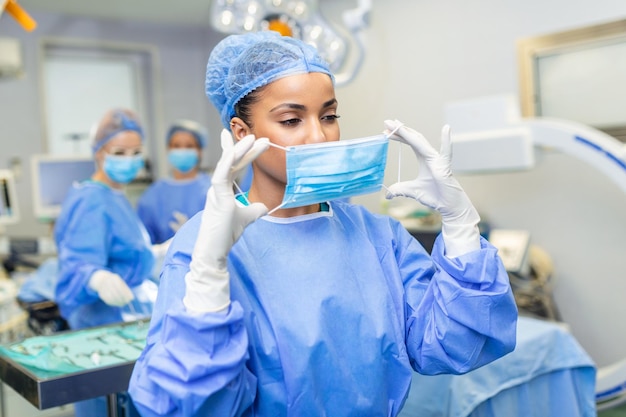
[
  {"x1": 54, "y1": 181, "x2": 155, "y2": 330},
  {"x1": 137, "y1": 173, "x2": 211, "y2": 244},
  {"x1": 129, "y1": 201, "x2": 517, "y2": 417}
]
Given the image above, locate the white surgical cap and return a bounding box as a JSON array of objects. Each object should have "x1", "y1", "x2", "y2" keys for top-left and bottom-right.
[{"x1": 205, "y1": 31, "x2": 334, "y2": 129}]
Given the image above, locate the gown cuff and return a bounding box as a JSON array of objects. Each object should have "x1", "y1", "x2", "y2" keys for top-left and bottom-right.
[{"x1": 441, "y1": 221, "x2": 481, "y2": 258}]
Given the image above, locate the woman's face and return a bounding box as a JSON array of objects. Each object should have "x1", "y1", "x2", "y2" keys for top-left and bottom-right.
[
  {"x1": 96, "y1": 130, "x2": 143, "y2": 164},
  {"x1": 233, "y1": 72, "x2": 340, "y2": 185}
]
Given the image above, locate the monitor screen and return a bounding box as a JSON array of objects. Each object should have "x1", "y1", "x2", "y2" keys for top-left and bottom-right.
[
  {"x1": 0, "y1": 169, "x2": 20, "y2": 225},
  {"x1": 31, "y1": 155, "x2": 95, "y2": 221}
]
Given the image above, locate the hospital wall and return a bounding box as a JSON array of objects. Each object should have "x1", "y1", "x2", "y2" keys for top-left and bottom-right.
[
  {"x1": 0, "y1": 0, "x2": 624, "y2": 370},
  {"x1": 336, "y1": 0, "x2": 626, "y2": 369}
]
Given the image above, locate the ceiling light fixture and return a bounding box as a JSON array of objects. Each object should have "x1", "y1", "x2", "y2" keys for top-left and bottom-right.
[{"x1": 210, "y1": 0, "x2": 371, "y2": 86}]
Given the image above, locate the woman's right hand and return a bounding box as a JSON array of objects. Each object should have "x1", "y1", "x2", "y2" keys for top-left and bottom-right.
[{"x1": 183, "y1": 129, "x2": 269, "y2": 313}]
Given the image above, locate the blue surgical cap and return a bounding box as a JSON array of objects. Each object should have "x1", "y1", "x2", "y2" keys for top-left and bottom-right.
[
  {"x1": 166, "y1": 119, "x2": 208, "y2": 149},
  {"x1": 91, "y1": 108, "x2": 144, "y2": 153},
  {"x1": 205, "y1": 31, "x2": 334, "y2": 129}
]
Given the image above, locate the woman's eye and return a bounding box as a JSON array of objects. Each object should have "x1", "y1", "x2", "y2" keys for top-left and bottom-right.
[
  {"x1": 322, "y1": 114, "x2": 341, "y2": 122},
  {"x1": 280, "y1": 118, "x2": 301, "y2": 126}
]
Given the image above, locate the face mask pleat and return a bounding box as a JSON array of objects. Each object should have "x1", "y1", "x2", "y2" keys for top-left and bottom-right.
[{"x1": 277, "y1": 134, "x2": 389, "y2": 210}]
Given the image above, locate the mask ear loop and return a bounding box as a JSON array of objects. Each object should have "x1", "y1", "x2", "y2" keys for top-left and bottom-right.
[
  {"x1": 267, "y1": 201, "x2": 287, "y2": 216},
  {"x1": 381, "y1": 123, "x2": 404, "y2": 195},
  {"x1": 266, "y1": 142, "x2": 288, "y2": 151}
]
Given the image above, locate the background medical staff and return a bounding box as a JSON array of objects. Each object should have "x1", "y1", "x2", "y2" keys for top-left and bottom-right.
[
  {"x1": 136, "y1": 119, "x2": 211, "y2": 244},
  {"x1": 54, "y1": 108, "x2": 154, "y2": 417},
  {"x1": 129, "y1": 32, "x2": 517, "y2": 417}
]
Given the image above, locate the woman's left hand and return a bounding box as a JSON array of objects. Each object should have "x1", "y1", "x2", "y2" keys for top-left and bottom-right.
[{"x1": 384, "y1": 119, "x2": 481, "y2": 257}]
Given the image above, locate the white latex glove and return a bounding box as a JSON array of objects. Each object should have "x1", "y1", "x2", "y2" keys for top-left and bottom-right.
[
  {"x1": 384, "y1": 119, "x2": 481, "y2": 258},
  {"x1": 88, "y1": 270, "x2": 135, "y2": 306},
  {"x1": 183, "y1": 130, "x2": 269, "y2": 313},
  {"x1": 151, "y1": 237, "x2": 173, "y2": 258},
  {"x1": 168, "y1": 211, "x2": 189, "y2": 234}
]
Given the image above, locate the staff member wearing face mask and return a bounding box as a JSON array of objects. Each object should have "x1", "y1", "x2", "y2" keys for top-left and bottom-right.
[
  {"x1": 136, "y1": 120, "x2": 211, "y2": 244},
  {"x1": 129, "y1": 32, "x2": 517, "y2": 417},
  {"x1": 54, "y1": 108, "x2": 155, "y2": 417}
]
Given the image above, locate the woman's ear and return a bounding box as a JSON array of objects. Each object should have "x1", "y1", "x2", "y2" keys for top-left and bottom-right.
[{"x1": 230, "y1": 117, "x2": 251, "y2": 142}]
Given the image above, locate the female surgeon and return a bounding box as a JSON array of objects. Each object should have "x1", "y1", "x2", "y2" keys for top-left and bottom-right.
[
  {"x1": 137, "y1": 120, "x2": 212, "y2": 244},
  {"x1": 129, "y1": 32, "x2": 518, "y2": 417},
  {"x1": 55, "y1": 108, "x2": 155, "y2": 417}
]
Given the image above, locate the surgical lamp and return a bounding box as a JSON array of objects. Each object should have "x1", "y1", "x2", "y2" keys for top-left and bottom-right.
[{"x1": 209, "y1": 0, "x2": 371, "y2": 86}]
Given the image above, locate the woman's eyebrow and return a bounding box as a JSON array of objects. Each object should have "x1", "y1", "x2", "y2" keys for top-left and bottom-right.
[
  {"x1": 322, "y1": 98, "x2": 338, "y2": 108},
  {"x1": 270, "y1": 98, "x2": 337, "y2": 113},
  {"x1": 270, "y1": 103, "x2": 306, "y2": 112}
]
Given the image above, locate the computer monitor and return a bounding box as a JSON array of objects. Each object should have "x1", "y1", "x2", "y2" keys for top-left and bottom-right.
[
  {"x1": 0, "y1": 169, "x2": 20, "y2": 226},
  {"x1": 31, "y1": 155, "x2": 95, "y2": 221}
]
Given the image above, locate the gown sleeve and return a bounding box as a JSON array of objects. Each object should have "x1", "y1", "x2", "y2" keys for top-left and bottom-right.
[
  {"x1": 129, "y1": 217, "x2": 255, "y2": 417},
  {"x1": 55, "y1": 190, "x2": 110, "y2": 310},
  {"x1": 400, "y1": 224, "x2": 518, "y2": 375}
]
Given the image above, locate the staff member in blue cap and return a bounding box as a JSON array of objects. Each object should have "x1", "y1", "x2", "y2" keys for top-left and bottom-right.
[
  {"x1": 55, "y1": 108, "x2": 155, "y2": 417},
  {"x1": 129, "y1": 32, "x2": 517, "y2": 417},
  {"x1": 137, "y1": 120, "x2": 211, "y2": 244}
]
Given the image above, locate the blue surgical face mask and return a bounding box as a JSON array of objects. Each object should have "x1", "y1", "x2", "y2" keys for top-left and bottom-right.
[
  {"x1": 168, "y1": 149, "x2": 199, "y2": 173},
  {"x1": 265, "y1": 134, "x2": 390, "y2": 214},
  {"x1": 103, "y1": 155, "x2": 144, "y2": 184}
]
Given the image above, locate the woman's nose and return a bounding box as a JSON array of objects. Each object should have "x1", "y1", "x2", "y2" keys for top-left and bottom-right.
[{"x1": 305, "y1": 120, "x2": 326, "y2": 144}]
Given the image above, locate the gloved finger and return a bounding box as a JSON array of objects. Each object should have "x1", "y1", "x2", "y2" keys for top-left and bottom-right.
[
  {"x1": 102, "y1": 285, "x2": 134, "y2": 306},
  {"x1": 384, "y1": 181, "x2": 420, "y2": 200},
  {"x1": 239, "y1": 201, "x2": 269, "y2": 225},
  {"x1": 383, "y1": 119, "x2": 405, "y2": 142},
  {"x1": 439, "y1": 125, "x2": 452, "y2": 162},
  {"x1": 232, "y1": 137, "x2": 270, "y2": 173},
  {"x1": 111, "y1": 277, "x2": 134, "y2": 297},
  {"x1": 385, "y1": 182, "x2": 441, "y2": 213},
  {"x1": 212, "y1": 130, "x2": 238, "y2": 186},
  {"x1": 108, "y1": 294, "x2": 134, "y2": 307},
  {"x1": 384, "y1": 119, "x2": 438, "y2": 159},
  {"x1": 114, "y1": 293, "x2": 135, "y2": 306},
  {"x1": 231, "y1": 134, "x2": 257, "y2": 162},
  {"x1": 229, "y1": 134, "x2": 264, "y2": 181}
]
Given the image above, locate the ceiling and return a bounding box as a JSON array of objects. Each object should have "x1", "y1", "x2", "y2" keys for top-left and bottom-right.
[{"x1": 19, "y1": 0, "x2": 214, "y2": 27}]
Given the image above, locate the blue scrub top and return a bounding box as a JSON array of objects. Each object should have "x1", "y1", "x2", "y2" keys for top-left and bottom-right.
[
  {"x1": 129, "y1": 201, "x2": 517, "y2": 417},
  {"x1": 54, "y1": 181, "x2": 154, "y2": 330},
  {"x1": 137, "y1": 173, "x2": 211, "y2": 244}
]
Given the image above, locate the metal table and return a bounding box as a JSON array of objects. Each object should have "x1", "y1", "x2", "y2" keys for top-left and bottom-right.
[{"x1": 0, "y1": 320, "x2": 148, "y2": 417}]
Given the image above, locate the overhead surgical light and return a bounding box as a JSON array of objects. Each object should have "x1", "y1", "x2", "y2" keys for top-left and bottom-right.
[{"x1": 210, "y1": 0, "x2": 371, "y2": 86}]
